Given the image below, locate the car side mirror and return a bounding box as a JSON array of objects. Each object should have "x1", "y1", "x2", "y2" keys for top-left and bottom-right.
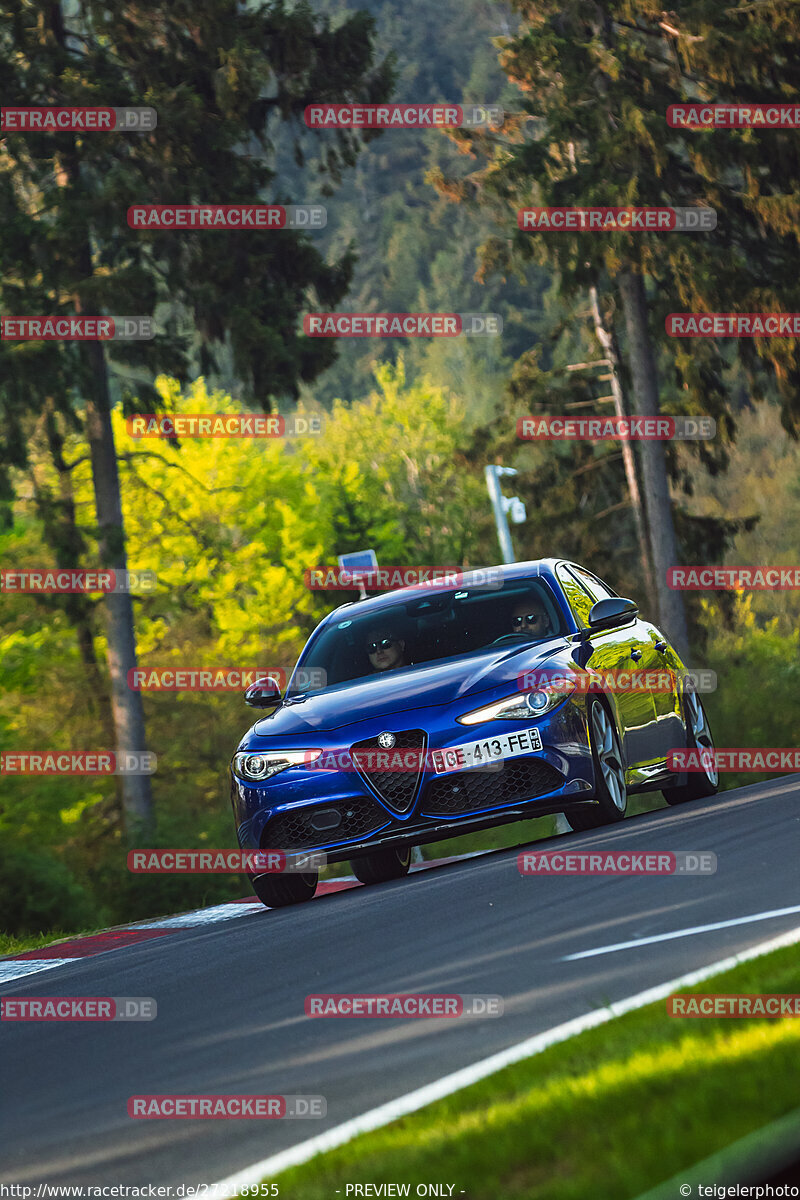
[
  {"x1": 588, "y1": 596, "x2": 638, "y2": 632},
  {"x1": 244, "y1": 676, "x2": 282, "y2": 708}
]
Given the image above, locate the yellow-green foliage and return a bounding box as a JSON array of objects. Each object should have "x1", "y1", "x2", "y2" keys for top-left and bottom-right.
[{"x1": 0, "y1": 366, "x2": 487, "y2": 929}]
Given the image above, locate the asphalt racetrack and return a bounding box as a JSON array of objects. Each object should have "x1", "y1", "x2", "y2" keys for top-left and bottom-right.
[{"x1": 2, "y1": 775, "x2": 799, "y2": 1187}]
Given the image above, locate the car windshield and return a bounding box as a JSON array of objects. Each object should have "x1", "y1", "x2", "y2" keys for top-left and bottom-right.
[{"x1": 287, "y1": 577, "x2": 568, "y2": 695}]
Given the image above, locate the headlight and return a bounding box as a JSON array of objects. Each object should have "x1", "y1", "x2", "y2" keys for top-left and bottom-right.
[
  {"x1": 233, "y1": 749, "x2": 321, "y2": 781},
  {"x1": 457, "y1": 681, "x2": 575, "y2": 725}
]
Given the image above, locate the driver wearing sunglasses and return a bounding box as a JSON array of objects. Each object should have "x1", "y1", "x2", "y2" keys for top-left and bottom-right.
[
  {"x1": 366, "y1": 630, "x2": 408, "y2": 672},
  {"x1": 510, "y1": 600, "x2": 552, "y2": 637}
]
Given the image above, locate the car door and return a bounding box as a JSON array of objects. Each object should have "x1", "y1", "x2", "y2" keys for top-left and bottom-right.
[
  {"x1": 571, "y1": 566, "x2": 673, "y2": 770},
  {"x1": 639, "y1": 621, "x2": 685, "y2": 761},
  {"x1": 557, "y1": 565, "x2": 658, "y2": 772},
  {"x1": 574, "y1": 565, "x2": 682, "y2": 762}
]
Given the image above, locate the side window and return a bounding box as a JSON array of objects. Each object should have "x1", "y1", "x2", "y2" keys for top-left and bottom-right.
[
  {"x1": 556, "y1": 564, "x2": 594, "y2": 628},
  {"x1": 570, "y1": 566, "x2": 617, "y2": 604}
]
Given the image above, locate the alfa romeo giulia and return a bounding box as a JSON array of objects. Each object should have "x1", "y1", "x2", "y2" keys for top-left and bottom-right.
[{"x1": 230, "y1": 560, "x2": 717, "y2": 907}]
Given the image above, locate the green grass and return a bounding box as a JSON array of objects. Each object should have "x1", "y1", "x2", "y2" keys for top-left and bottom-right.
[
  {"x1": 0, "y1": 926, "x2": 107, "y2": 956},
  {"x1": 268, "y1": 943, "x2": 800, "y2": 1199},
  {"x1": 420, "y1": 790, "x2": 665, "y2": 860},
  {"x1": 420, "y1": 814, "x2": 561, "y2": 860}
]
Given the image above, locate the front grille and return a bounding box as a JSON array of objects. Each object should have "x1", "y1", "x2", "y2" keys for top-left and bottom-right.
[
  {"x1": 350, "y1": 729, "x2": 427, "y2": 814},
  {"x1": 421, "y1": 757, "x2": 564, "y2": 818},
  {"x1": 261, "y1": 795, "x2": 388, "y2": 851}
]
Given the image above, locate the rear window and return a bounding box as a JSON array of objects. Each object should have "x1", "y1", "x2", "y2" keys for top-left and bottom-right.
[{"x1": 569, "y1": 565, "x2": 617, "y2": 604}]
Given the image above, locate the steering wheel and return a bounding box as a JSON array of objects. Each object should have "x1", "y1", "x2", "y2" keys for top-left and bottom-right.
[{"x1": 489, "y1": 633, "x2": 532, "y2": 647}]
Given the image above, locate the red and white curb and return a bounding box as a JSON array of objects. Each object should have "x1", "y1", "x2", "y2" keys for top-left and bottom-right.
[
  {"x1": 0, "y1": 854, "x2": 478, "y2": 985},
  {"x1": 0, "y1": 929, "x2": 177, "y2": 984}
]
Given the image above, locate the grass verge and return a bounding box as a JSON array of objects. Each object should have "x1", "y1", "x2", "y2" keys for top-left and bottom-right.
[
  {"x1": 421, "y1": 790, "x2": 664, "y2": 860},
  {"x1": 267, "y1": 942, "x2": 800, "y2": 1199},
  {"x1": 0, "y1": 927, "x2": 107, "y2": 956}
]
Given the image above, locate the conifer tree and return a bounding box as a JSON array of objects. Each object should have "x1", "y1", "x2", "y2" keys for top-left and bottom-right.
[
  {"x1": 435, "y1": 0, "x2": 800, "y2": 656},
  {"x1": 0, "y1": 0, "x2": 391, "y2": 833}
]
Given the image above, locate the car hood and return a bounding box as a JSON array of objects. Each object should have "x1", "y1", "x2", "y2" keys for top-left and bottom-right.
[{"x1": 249, "y1": 638, "x2": 573, "y2": 739}]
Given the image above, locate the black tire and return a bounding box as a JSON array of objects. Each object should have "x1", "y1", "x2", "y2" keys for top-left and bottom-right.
[
  {"x1": 662, "y1": 691, "x2": 718, "y2": 805},
  {"x1": 566, "y1": 698, "x2": 628, "y2": 831},
  {"x1": 250, "y1": 869, "x2": 318, "y2": 908},
  {"x1": 350, "y1": 847, "x2": 412, "y2": 885}
]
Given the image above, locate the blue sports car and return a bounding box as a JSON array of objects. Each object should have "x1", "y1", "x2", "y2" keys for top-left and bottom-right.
[{"x1": 230, "y1": 560, "x2": 717, "y2": 907}]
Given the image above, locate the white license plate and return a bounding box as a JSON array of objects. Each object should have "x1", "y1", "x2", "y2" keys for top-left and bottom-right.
[{"x1": 431, "y1": 727, "x2": 543, "y2": 774}]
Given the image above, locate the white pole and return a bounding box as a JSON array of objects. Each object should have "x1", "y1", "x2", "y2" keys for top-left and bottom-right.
[{"x1": 485, "y1": 464, "x2": 516, "y2": 563}]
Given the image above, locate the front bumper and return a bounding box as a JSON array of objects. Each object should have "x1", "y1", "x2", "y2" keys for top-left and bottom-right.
[{"x1": 231, "y1": 698, "x2": 595, "y2": 863}]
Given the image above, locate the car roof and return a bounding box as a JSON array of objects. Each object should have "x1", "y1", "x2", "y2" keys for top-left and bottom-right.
[{"x1": 319, "y1": 558, "x2": 571, "y2": 626}]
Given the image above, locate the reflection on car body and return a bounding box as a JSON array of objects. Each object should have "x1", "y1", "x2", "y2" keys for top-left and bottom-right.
[{"x1": 230, "y1": 559, "x2": 717, "y2": 907}]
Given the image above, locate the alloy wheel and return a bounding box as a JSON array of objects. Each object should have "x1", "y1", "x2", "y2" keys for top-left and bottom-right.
[{"x1": 591, "y1": 702, "x2": 626, "y2": 811}]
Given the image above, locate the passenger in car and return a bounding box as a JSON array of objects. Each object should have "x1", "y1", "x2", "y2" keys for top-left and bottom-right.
[{"x1": 510, "y1": 599, "x2": 553, "y2": 638}]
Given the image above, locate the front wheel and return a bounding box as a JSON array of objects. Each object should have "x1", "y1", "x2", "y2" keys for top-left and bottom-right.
[
  {"x1": 566, "y1": 699, "x2": 628, "y2": 831},
  {"x1": 662, "y1": 691, "x2": 718, "y2": 805},
  {"x1": 351, "y1": 847, "x2": 411, "y2": 885},
  {"x1": 250, "y1": 869, "x2": 318, "y2": 908}
]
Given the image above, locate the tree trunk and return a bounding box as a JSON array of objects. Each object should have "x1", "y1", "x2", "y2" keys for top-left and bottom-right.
[
  {"x1": 49, "y1": 0, "x2": 154, "y2": 837},
  {"x1": 81, "y1": 338, "x2": 155, "y2": 837},
  {"x1": 617, "y1": 268, "x2": 690, "y2": 660},
  {"x1": 588, "y1": 286, "x2": 656, "y2": 611},
  {"x1": 42, "y1": 403, "x2": 117, "y2": 737}
]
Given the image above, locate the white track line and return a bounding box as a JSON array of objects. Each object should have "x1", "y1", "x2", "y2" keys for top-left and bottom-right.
[
  {"x1": 0, "y1": 959, "x2": 80, "y2": 984},
  {"x1": 562, "y1": 903, "x2": 800, "y2": 960},
  {"x1": 130, "y1": 903, "x2": 266, "y2": 930},
  {"x1": 209, "y1": 922, "x2": 800, "y2": 1193}
]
